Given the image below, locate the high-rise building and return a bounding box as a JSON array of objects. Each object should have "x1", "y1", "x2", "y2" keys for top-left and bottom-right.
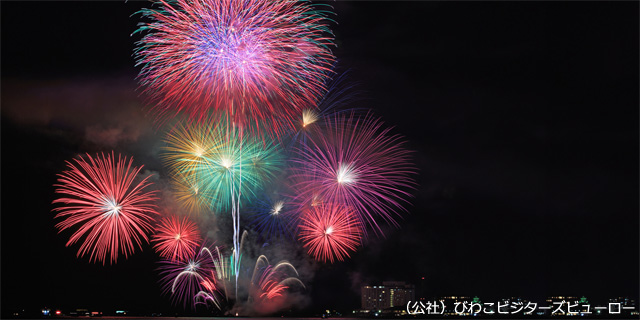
[{"x1": 361, "y1": 281, "x2": 415, "y2": 310}]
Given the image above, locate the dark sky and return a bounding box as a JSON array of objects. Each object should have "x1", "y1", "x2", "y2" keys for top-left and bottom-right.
[{"x1": 1, "y1": 0, "x2": 638, "y2": 317}]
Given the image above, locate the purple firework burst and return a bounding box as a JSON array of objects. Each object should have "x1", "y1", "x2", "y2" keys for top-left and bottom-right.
[{"x1": 291, "y1": 113, "x2": 417, "y2": 235}]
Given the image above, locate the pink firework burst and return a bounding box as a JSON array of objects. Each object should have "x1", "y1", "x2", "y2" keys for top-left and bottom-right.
[
  {"x1": 134, "y1": 0, "x2": 335, "y2": 136},
  {"x1": 52, "y1": 153, "x2": 159, "y2": 264},
  {"x1": 153, "y1": 216, "x2": 202, "y2": 262},
  {"x1": 298, "y1": 204, "x2": 363, "y2": 263},
  {"x1": 292, "y1": 113, "x2": 417, "y2": 235}
]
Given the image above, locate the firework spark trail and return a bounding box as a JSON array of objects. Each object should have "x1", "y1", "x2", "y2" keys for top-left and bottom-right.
[
  {"x1": 231, "y1": 147, "x2": 240, "y2": 299},
  {"x1": 181, "y1": 244, "x2": 304, "y2": 310},
  {"x1": 159, "y1": 244, "x2": 216, "y2": 308},
  {"x1": 152, "y1": 216, "x2": 202, "y2": 262},
  {"x1": 258, "y1": 267, "x2": 288, "y2": 300},
  {"x1": 195, "y1": 284, "x2": 222, "y2": 310},
  {"x1": 291, "y1": 112, "x2": 417, "y2": 236},
  {"x1": 134, "y1": 0, "x2": 335, "y2": 136},
  {"x1": 201, "y1": 246, "x2": 230, "y2": 300},
  {"x1": 249, "y1": 256, "x2": 304, "y2": 303},
  {"x1": 298, "y1": 204, "x2": 363, "y2": 263},
  {"x1": 195, "y1": 246, "x2": 230, "y2": 309},
  {"x1": 52, "y1": 152, "x2": 158, "y2": 264}
]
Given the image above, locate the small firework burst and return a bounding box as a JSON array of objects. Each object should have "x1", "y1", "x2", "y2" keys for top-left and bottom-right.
[
  {"x1": 298, "y1": 204, "x2": 363, "y2": 263},
  {"x1": 153, "y1": 216, "x2": 202, "y2": 262}
]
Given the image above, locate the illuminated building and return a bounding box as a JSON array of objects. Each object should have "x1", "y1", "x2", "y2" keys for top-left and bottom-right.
[{"x1": 361, "y1": 281, "x2": 415, "y2": 310}]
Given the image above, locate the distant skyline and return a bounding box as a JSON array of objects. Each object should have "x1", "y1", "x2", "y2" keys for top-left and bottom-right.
[{"x1": 1, "y1": 1, "x2": 638, "y2": 317}]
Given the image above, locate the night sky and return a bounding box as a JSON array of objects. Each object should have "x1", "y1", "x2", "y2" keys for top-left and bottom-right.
[{"x1": 2, "y1": 0, "x2": 638, "y2": 317}]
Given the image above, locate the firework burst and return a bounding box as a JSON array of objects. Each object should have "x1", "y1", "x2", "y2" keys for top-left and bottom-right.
[
  {"x1": 248, "y1": 196, "x2": 296, "y2": 240},
  {"x1": 134, "y1": 0, "x2": 335, "y2": 135},
  {"x1": 52, "y1": 153, "x2": 158, "y2": 264},
  {"x1": 153, "y1": 216, "x2": 202, "y2": 262},
  {"x1": 163, "y1": 117, "x2": 283, "y2": 212},
  {"x1": 162, "y1": 120, "x2": 221, "y2": 175},
  {"x1": 298, "y1": 204, "x2": 362, "y2": 263},
  {"x1": 291, "y1": 113, "x2": 416, "y2": 235},
  {"x1": 169, "y1": 175, "x2": 209, "y2": 214}
]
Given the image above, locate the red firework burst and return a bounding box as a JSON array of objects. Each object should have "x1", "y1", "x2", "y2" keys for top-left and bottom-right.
[
  {"x1": 298, "y1": 204, "x2": 363, "y2": 263},
  {"x1": 134, "y1": 0, "x2": 335, "y2": 136},
  {"x1": 153, "y1": 216, "x2": 202, "y2": 262},
  {"x1": 52, "y1": 153, "x2": 159, "y2": 264}
]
